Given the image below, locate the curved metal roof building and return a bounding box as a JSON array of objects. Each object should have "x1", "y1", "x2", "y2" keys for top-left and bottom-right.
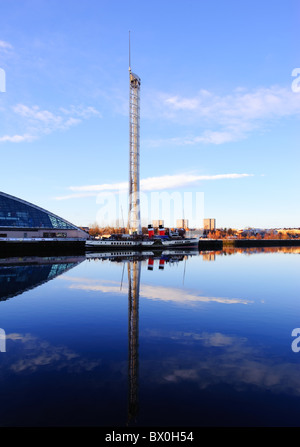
[{"x1": 0, "y1": 191, "x2": 88, "y2": 240}]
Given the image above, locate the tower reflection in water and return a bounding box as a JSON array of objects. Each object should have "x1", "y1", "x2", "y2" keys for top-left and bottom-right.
[
  {"x1": 124, "y1": 249, "x2": 198, "y2": 425},
  {"x1": 127, "y1": 259, "x2": 141, "y2": 425}
]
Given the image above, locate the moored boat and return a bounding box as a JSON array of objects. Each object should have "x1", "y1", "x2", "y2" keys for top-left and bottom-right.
[
  {"x1": 85, "y1": 236, "x2": 142, "y2": 250},
  {"x1": 85, "y1": 225, "x2": 198, "y2": 251}
]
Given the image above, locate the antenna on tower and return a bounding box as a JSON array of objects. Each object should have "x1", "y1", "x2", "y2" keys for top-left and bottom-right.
[{"x1": 129, "y1": 30, "x2": 131, "y2": 72}]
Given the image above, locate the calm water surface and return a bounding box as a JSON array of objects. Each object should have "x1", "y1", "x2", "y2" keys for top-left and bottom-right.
[{"x1": 0, "y1": 247, "x2": 300, "y2": 427}]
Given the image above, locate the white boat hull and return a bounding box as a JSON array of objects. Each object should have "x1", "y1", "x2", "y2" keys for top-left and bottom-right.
[{"x1": 85, "y1": 237, "x2": 198, "y2": 251}]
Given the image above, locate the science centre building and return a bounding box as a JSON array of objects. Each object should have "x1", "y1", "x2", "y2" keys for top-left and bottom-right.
[{"x1": 0, "y1": 191, "x2": 88, "y2": 252}]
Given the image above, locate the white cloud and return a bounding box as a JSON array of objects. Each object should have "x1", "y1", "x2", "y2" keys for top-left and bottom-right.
[
  {"x1": 144, "y1": 85, "x2": 300, "y2": 146},
  {"x1": 69, "y1": 181, "x2": 128, "y2": 193},
  {"x1": 0, "y1": 134, "x2": 36, "y2": 143},
  {"x1": 12, "y1": 103, "x2": 97, "y2": 131},
  {"x1": 141, "y1": 173, "x2": 252, "y2": 191},
  {"x1": 164, "y1": 85, "x2": 300, "y2": 121},
  {"x1": 0, "y1": 103, "x2": 101, "y2": 143},
  {"x1": 0, "y1": 40, "x2": 13, "y2": 52},
  {"x1": 60, "y1": 276, "x2": 252, "y2": 306},
  {"x1": 54, "y1": 172, "x2": 253, "y2": 200},
  {"x1": 165, "y1": 95, "x2": 200, "y2": 110},
  {"x1": 147, "y1": 130, "x2": 245, "y2": 147},
  {"x1": 13, "y1": 104, "x2": 64, "y2": 125},
  {"x1": 5, "y1": 332, "x2": 100, "y2": 373},
  {"x1": 59, "y1": 105, "x2": 101, "y2": 119}
]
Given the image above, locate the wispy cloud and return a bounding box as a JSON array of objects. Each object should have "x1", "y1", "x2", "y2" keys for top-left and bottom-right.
[
  {"x1": 54, "y1": 172, "x2": 253, "y2": 200},
  {"x1": 144, "y1": 329, "x2": 300, "y2": 396},
  {"x1": 0, "y1": 103, "x2": 101, "y2": 144},
  {"x1": 140, "y1": 173, "x2": 253, "y2": 190},
  {"x1": 59, "y1": 105, "x2": 100, "y2": 119},
  {"x1": 60, "y1": 276, "x2": 252, "y2": 306},
  {"x1": 5, "y1": 332, "x2": 100, "y2": 373},
  {"x1": 144, "y1": 85, "x2": 300, "y2": 146},
  {"x1": 70, "y1": 181, "x2": 128, "y2": 193},
  {"x1": 146, "y1": 130, "x2": 245, "y2": 147},
  {"x1": 0, "y1": 134, "x2": 36, "y2": 143},
  {"x1": 0, "y1": 40, "x2": 13, "y2": 52}
]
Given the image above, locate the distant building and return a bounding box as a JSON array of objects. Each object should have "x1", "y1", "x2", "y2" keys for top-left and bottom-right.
[
  {"x1": 176, "y1": 219, "x2": 189, "y2": 229},
  {"x1": 0, "y1": 191, "x2": 88, "y2": 240},
  {"x1": 152, "y1": 220, "x2": 164, "y2": 228},
  {"x1": 203, "y1": 218, "x2": 216, "y2": 231}
]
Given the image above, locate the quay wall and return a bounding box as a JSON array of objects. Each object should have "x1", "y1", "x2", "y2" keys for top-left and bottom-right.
[
  {"x1": 200, "y1": 238, "x2": 300, "y2": 250},
  {"x1": 1, "y1": 238, "x2": 300, "y2": 258},
  {"x1": 0, "y1": 240, "x2": 86, "y2": 257}
]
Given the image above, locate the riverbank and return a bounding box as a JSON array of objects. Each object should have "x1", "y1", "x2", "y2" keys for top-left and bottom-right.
[
  {"x1": 200, "y1": 238, "x2": 300, "y2": 250},
  {"x1": 0, "y1": 239, "x2": 86, "y2": 257},
  {"x1": 1, "y1": 237, "x2": 300, "y2": 257}
]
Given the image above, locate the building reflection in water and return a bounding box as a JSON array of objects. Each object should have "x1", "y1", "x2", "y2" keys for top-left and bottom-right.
[
  {"x1": 0, "y1": 256, "x2": 85, "y2": 301},
  {"x1": 202, "y1": 252, "x2": 216, "y2": 262}
]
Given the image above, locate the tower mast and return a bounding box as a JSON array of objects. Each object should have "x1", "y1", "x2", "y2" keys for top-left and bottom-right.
[{"x1": 128, "y1": 31, "x2": 142, "y2": 235}]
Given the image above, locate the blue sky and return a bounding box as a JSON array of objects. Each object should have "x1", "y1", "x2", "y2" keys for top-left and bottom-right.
[{"x1": 0, "y1": 0, "x2": 299, "y2": 229}]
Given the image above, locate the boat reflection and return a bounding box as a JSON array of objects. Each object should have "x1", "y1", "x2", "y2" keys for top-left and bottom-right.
[{"x1": 86, "y1": 248, "x2": 198, "y2": 263}]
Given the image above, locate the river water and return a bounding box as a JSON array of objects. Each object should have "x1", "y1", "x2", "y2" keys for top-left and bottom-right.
[{"x1": 0, "y1": 247, "x2": 300, "y2": 427}]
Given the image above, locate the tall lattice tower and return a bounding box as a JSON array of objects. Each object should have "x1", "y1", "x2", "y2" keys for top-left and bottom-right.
[{"x1": 128, "y1": 33, "x2": 142, "y2": 235}]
